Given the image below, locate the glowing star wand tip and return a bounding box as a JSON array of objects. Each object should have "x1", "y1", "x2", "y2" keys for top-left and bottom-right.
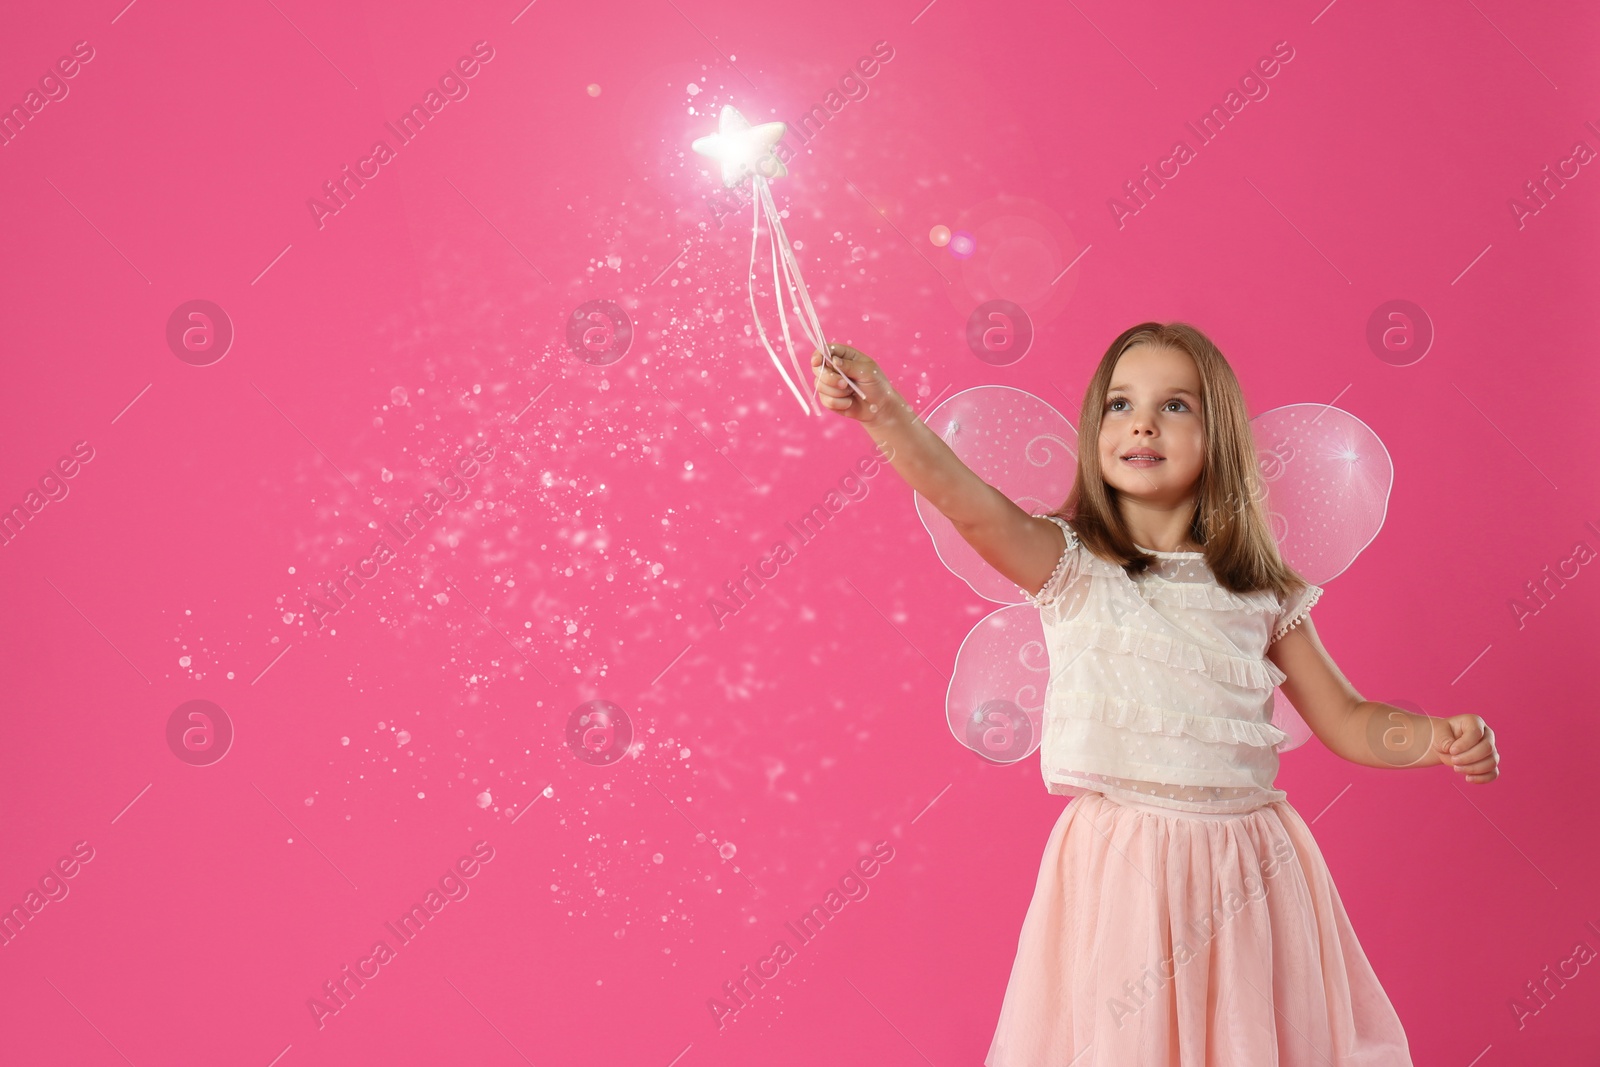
[
  {"x1": 691, "y1": 104, "x2": 789, "y2": 187},
  {"x1": 692, "y1": 104, "x2": 864, "y2": 414}
]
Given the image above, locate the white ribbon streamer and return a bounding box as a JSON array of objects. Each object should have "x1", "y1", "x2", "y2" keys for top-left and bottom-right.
[{"x1": 742, "y1": 174, "x2": 859, "y2": 416}]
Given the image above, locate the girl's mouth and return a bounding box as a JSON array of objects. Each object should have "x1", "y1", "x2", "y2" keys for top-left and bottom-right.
[{"x1": 1122, "y1": 456, "x2": 1164, "y2": 466}]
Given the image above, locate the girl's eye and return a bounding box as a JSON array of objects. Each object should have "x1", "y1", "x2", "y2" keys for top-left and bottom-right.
[{"x1": 1107, "y1": 397, "x2": 1190, "y2": 412}]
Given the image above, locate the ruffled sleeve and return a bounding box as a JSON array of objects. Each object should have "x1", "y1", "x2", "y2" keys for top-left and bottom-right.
[
  {"x1": 1270, "y1": 580, "x2": 1324, "y2": 644},
  {"x1": 1023, "y1": 514, "x2": 1083, "y2": 609}
]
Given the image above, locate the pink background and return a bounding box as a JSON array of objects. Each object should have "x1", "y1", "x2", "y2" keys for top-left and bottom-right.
[{"x1": 2, "y1": 0, "x2": 1597, "y2": 1063}]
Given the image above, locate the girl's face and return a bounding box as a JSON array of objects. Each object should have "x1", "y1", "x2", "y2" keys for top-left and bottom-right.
[{"x1": 1097, "y1": 344, "x2": 1206, "y2": 504}]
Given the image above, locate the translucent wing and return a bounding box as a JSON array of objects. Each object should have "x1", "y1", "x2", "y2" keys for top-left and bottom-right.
[
  {"x1": 944, "y1": 603, "x2": 1049, "y2": 764},
  {"x1": 917, "y1": 388, "x2": 1393, "y2": 763},
  {"x1": 1251, "y1": 403, "x2": 1394, "y2": 585},
  {"x1": 912, "y1": 386, "x2": 1078, "y2": 605},
  {"x1": 912, "y1": 386, "x2": 1069, "y2": 762},
  {"x1": 1253, "y1": 403, "x2": 1394, "y2": 749}
]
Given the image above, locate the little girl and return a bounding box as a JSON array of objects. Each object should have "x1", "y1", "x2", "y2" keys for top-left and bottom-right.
[{"x1": 811, "y1": 322, "x2": 1499, "y2": 1065}]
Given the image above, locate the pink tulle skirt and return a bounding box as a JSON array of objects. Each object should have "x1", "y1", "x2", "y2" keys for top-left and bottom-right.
[{"x1": 986, "y1": 792, "x2": 1413, "y2": 1066}]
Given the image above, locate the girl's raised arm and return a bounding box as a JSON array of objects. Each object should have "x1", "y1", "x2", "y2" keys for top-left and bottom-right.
[{"x1": 812, "y1": 344, "x2": 1067, "y2": 599}]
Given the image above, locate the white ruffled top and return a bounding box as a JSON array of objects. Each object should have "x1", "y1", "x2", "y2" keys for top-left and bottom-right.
[{"x1": 1022, "y1": 514, "x2": 1322, "y2": 814}]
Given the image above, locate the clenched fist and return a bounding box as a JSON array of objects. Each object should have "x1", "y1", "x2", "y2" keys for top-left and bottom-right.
[
  {"x1": 811, "y1": 344, "x2": 903, "y2": 426},
  {"x1": 1435, "y1": 714, "x2": 1500, "y2": 784}
]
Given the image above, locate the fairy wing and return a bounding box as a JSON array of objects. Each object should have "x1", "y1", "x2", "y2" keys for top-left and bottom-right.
[
  {"x1": 912, "y1": 385, "x2": 1079, "y2": 605},
  {"x1": 917, "y1": 389, "x2": 1393, "y2": 761},
  {"x1": 1248, "y1": 403, "x2": 1393, "y2": 585},
  {"x1": 1249, "y1": 403, "x2": 1394, "y2": 747}
]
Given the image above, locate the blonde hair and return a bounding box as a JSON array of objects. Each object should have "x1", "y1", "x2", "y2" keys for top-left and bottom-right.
[{"x1": 1054, "y1": 321, "x2": 1308, "y2": 600}]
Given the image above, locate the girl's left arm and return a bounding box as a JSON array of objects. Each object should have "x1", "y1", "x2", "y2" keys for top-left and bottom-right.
[{"x1": 1266, "y1": 619, "x2": 1501, "y2": 782}]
